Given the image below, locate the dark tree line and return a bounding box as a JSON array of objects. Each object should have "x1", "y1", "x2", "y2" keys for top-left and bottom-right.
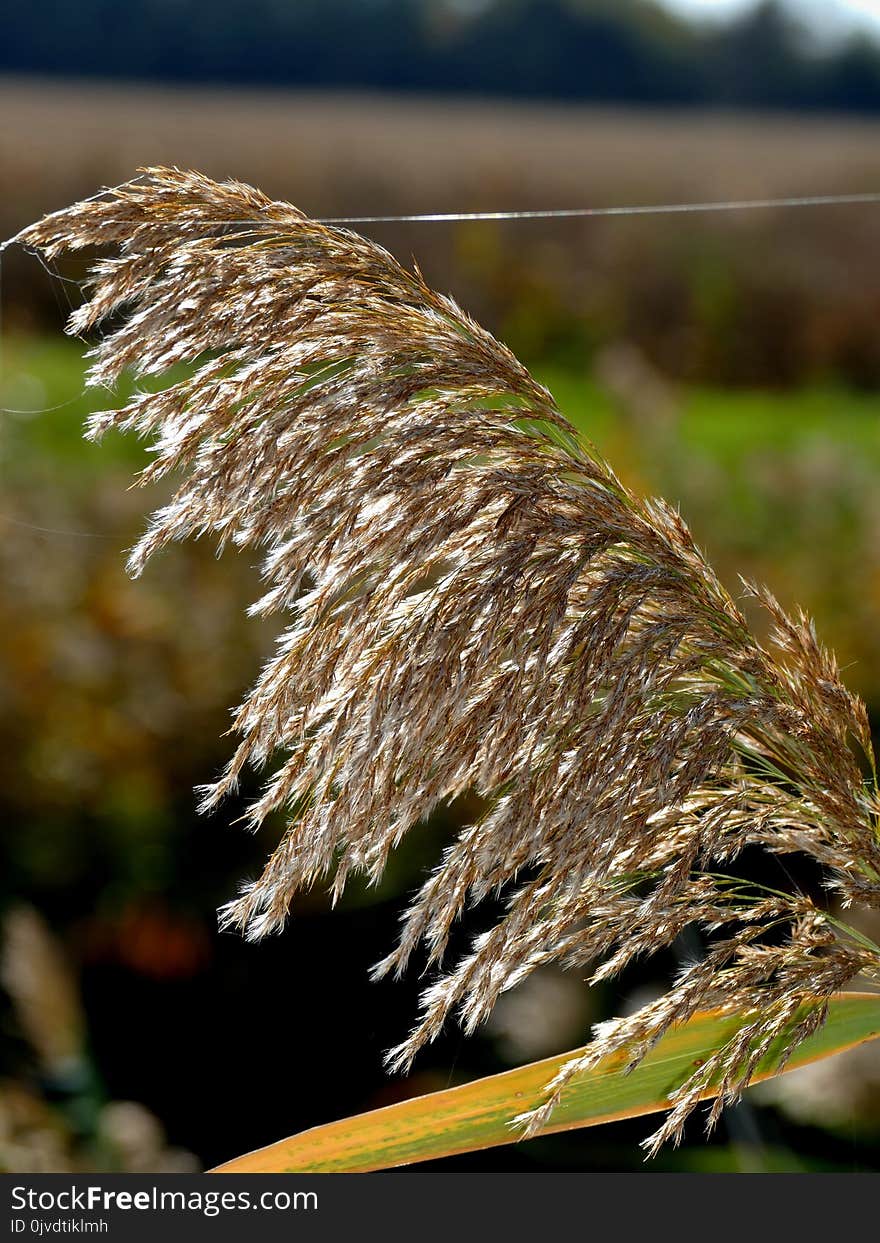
[{"x1": 4, "y1": 0, "x2": 880, "y2": 113}]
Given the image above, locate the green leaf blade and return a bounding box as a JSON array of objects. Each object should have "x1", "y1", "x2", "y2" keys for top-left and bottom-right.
[{"x1": 212, "y1": 992, "x2": 880, "y2": 1173}]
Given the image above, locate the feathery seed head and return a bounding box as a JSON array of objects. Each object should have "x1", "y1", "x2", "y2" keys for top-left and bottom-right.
[{"x1": 16, "y1": 168, "x2": 880, "y2": 1149}]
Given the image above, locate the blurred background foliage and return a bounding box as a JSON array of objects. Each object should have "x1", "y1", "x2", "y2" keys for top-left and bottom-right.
[
  {"x1": 7, "y1": 0, "x2": 880, "y2": 113},
  {"x1": 2, "y1": 0, "x2": 880, "y2": 1174}
]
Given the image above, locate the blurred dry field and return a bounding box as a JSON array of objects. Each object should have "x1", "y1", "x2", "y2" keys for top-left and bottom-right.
[
  {"x1": 4, "y1": 77, "x2": 880, "y2": 384},
  {"x1": 5, "y1": 76, "x2": 879, "y2": 216},
  {"x1": 4, "y1": 76, "x2": 880, "y2": 222}
]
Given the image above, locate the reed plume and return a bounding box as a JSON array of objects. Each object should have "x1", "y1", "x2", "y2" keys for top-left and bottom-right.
[{"x1": 16, "y1": 168, "x2": 880, "y2": 1150}]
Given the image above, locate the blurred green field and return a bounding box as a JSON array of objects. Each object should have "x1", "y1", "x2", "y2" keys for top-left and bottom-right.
[
  {"x1": 6, "y1": 333, "x2": 880, "y2": 466},
  {"x1": 543, "y1": 362, "x2": 880, "y2": 458}
]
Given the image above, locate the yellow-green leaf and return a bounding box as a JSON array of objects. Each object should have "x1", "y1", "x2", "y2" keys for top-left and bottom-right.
[{"x1": 212, "y1": 991, "x2": 880, "y2": 1173}]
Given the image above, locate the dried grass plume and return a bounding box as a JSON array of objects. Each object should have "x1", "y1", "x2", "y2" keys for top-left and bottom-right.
[{"x1": 14, "y1": 168, "x2": 880, "y2": 1150}]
